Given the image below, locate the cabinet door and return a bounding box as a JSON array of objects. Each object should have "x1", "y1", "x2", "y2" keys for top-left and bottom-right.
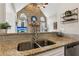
[
  {"x1": 74, "y1": 45, "x2": 79, "y2": 56},
  {"x1": 65, "y1": 45, "x2": 79, "y2": 56},
  {"x1": 35, "y1": 47, "x2": 64, "y2": 56}
]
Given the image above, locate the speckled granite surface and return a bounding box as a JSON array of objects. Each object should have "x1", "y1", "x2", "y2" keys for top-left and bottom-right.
[{"x1": 0, "y1": 32, "x2": 79, "y2": 56}]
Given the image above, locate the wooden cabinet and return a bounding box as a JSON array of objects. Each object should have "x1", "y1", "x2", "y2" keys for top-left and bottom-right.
[{"x1": 35, "y1": 47, "x2": 64, "y2": 56}]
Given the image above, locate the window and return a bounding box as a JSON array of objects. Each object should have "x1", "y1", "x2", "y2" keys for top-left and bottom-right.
[{"x1": 40, "y1": 17, "x2": 46, "y2": 32}]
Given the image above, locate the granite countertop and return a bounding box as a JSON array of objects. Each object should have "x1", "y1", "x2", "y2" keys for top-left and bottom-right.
[
  {"x1": 0, "y1": 35, "x2": 79, "y2": 56},
  {"x1": 19, "y1": 36, "x2": 79, "y2": 56},
  {"x1": 0, "y1": 32, "x2": 57, "y2": 36}
]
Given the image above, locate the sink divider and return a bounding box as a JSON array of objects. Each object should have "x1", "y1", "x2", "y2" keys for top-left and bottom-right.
[{"x1": 34, "y1": 41, "x2": 42, "y2": 48}]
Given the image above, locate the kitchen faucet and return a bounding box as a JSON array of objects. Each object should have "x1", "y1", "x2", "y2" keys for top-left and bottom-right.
[{"x1": 31, "y1": 18, "x2": 41, "y2": 48}]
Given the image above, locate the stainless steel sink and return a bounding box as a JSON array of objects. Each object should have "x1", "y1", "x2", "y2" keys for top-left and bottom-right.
[
  {"x1": 17, "y1": 42, "x2": 39, "y2": 51},
  {"x1": 17, "y1": 40, "x2": 56, "y2": 51},
  {"x1": 36, "y1": 40, "x2": 56, "y2": 47}
]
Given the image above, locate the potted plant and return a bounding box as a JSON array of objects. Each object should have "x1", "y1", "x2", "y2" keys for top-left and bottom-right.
[{"x1": 0, "y1": 22, "x2": 11, "y2": 34}]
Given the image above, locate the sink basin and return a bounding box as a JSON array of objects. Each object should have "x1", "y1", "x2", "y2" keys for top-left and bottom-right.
[
  {"x1": 17, "y1": 42, "x2": 39, "y2": 51},
  {"x1": 17, "y1": 40, "x2": 56, "y2": 51},
  {"x1": 36, "y1": 40, "x2": 56, "y2": 47}
]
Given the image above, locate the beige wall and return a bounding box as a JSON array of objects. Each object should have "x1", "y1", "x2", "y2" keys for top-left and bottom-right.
[
  {"x1": 6, "y1": 3, "x2": 16, "y2": 33},
  {"x1": 0, "y1": 3, "x2": 16, "y2": 33},
  {"x1": 41, "y1": 3, "x2": 79, "y2": 34},
  {"x1": 40, "y1": 3, "x2": 60, "y2": 32},
  {"x1": 56, "y1": 3, "x2": 79, "y2": 34},
  {"x1": 0, "y1": 3, "x2": 6, "y2": 22}
]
